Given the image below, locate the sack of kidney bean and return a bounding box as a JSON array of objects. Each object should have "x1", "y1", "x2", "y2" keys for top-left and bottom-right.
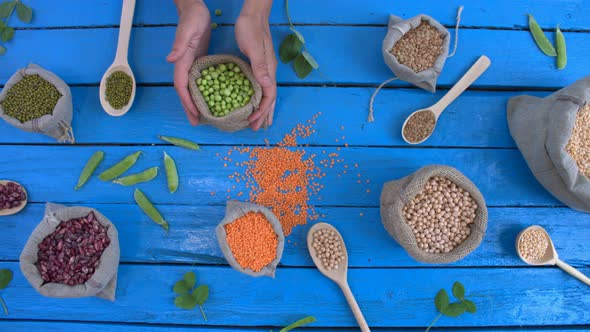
[
  {"x1": 380, "y1": 165, "x2": 488, "y2": 264},
  {"x1": 508, "y1": 75, "x2": 590, "y2": 213},
  {"x1": 215, "y1": 201, "x2": 284, "y2": 278},
  {"x1": 188, "y1": 55, "x2": 262, "y2": 132},
  {"x1": 19, "y1": 203, "x2": 120, "y2": 300},
  {"x1": 0, "y1": 64, "x2": 74, "y2": 143}
]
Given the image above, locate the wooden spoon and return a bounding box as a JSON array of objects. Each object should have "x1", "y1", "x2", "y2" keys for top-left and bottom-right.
[
  {"x1": 516, "y1": 225, "x2": 590, "y2": 286},
  {"x1": 401, "y1": 55, "x2": 491, "y2": 144},
  {"x1": 307, "y1": 222, "x2": 371, "y2": 332},
  {"x1": 99, "y1": 0, "x2": 137, "y2": 116},
  {"x1": 0, "y1": 180, "x2": 27, "y2": 216}
]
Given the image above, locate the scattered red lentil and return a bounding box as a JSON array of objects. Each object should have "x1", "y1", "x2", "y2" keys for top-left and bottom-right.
[{"x1": 224, "y1": 212, "x2": 278, "y2": 272}]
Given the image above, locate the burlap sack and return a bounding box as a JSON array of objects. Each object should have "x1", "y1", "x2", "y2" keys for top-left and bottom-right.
[
  {"x1": 216, "y1": 201, "x2": 284, "y2": 278},
  {"x1": 0, "y1": 64, "x2": 74, "y2": 143},
  {"x1": 20, "y1": 203, "x2": 120, "y2": 301},
  {"x1": 382, "y1": 14, "x2": 451, "y2": 93},
  {"x1": 508, "y1": 75, "x2": 590, "y2": 213},
  {"x1": 188, "y1": 55, "x2": 262, "y2": 132},
  {"x1": 380, "y1": 165, "x2": 488, "y2": 264}
]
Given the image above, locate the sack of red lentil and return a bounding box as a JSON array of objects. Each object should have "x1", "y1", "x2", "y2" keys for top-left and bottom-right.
[
  {"x1": 216, "y1": 201, "x2": 284, "y2": 278},
  {"x1": 188, "y1": 55, "x2": 263, "y2": 132},
  {"x1": 380, "y1": 165, "x2": 488, "y2": 264},
  {"x1": 508, "y1": 75, "x2": 590, "y2": 213},
  {"x1": 19, "y1": 203, "x2": 120, "y2": 301},
  {"x1": 0, "y1": 64, "x2": 74, "y2": 143}
]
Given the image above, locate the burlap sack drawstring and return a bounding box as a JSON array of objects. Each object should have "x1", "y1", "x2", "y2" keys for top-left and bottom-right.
[
  {"x1": 59, "y1": 121, "x2": 75, "y2": 143},
  {"x1": 368, "y1": 6, "x2": 463, "y2": 122}
]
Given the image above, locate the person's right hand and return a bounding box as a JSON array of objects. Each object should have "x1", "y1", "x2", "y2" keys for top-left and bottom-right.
[{"x1": 167, "y1": 0, "x2": 211, "y2": 126}]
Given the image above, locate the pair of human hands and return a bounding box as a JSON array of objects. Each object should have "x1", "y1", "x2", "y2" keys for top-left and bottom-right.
[{"x1": 166, "y1": 0, "x2": 277, "y2": 131}]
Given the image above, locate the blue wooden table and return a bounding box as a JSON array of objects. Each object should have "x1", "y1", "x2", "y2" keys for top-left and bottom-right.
[{"x1": 1, "y1": 1, "x2": 589, "y2": 331}]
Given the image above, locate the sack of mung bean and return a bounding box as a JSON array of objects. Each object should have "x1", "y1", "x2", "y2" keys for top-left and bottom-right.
[
  {"x1": 380, "y1": 165, "x2": 488, "y2": 264},
  {"x1": 508, "y1": 75, "x2": 590, "y2": 213},
  {"x1": 0, "y1": 64, "x2": 74, "y2": 143},
  {"x1": 19, "y1": 203, "x2": 120, "y2": 301},
  {"x1": 216, "y1": 201, "x2": 284, "y2": 278},
  {"x1": 188, "y1": 55, "x2": 262, "y2": 132}
]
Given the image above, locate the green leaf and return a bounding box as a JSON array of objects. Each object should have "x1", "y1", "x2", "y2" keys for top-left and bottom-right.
[
  {"x1": 301, "y1": 50, "x2": 319, "y2": 69},
  {"x1": 1, "y1": 26, "x2": 14, "y2": 42},
  {"x1": 441, "y1": 302, "x2": 467, "y2": 317},
  {"x1": 0, "y1": 45, "x2": 5, "y2": 56},
  {"x1": 279, "y1": 33, "x2": 303, "y2": 63},
  {"x1": 463, "y1": 299, "x2": 477, "y2": 314},
  {"x1": 452, "y1": 281, "x2": 465, "y2": 300},
  {"x1": 183, "y1": 271, "x2": 196, "y2": 289},
  {"x1": 280, "y1": 316, "x2": 317, "y2": 332},
  {"x1": 434, "y1": 289, "x2": 450, "y2": 312},
  {"x1": 193, "y1": 285, "x2": 209, "y2": 305},
  {"x1": 174, "y1": 293, "x2": 198, "y2": 310},
  {"x1": 290, "y1": 27, "x2": 305, "y2": 44},
  {"x1": 15, "y1": 1, "x2": 32, "y2": 23},
  {"x1": 173, "y1": 280, "x2": 191, "y2": 295},
  {"x1": 293, "y1": 53, "x2": 313, "y2": 79},
  {"x1": 0, "y1": 269, "x2": 13, "y2": 289},
  {"x1": 0, "y1": 1, "x2": 16, "y2": 19}
]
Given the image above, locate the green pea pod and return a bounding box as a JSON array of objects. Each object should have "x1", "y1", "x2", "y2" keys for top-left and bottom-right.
[
  {"x1": 75, "y1": 151, "x2": 104, "y2": 190},
  {"x1": 528, "y1": 14, "x2": 556, "y2": 56},
  {"x1": 113, "y1": 167, "x2": 159, "y2": 186},
  {"x1": 98, "y1": 151, "x2": 142, "y2": 181},
  {"x1": 163, "y1": 152, "x2": 179, "y2": 193},
  {"x1": 556, "y1": 26, "x2": 567, "y2": 70},
  {"x1": 280, "y1": 316, "x2": 317, "y2": 332},
  {"x1": 158, "y1": 135, "x2": 200, "y2": 150},
  {"x1": 134, "y1": 188, "x2": 169, "y2": 231}
]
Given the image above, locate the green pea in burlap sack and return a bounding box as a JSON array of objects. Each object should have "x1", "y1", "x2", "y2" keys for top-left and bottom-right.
[
  {"x1": 20, "y1": 203, "x2": 120, "y2": 301},
  {"x1": 216, "y1": 201, "x2": 284, "y2": 278},
  {"x1": 508, "y1": 75, "x2": 590, "y2": 213},
  {"x1": 0, "y1": 64, "x2": 74, "y2": 143},
  {"x1": 189, "y1": 55, "x2": 262, "y2": 132},
  {"x1": 380, "y1": 165, "x2": 488, "y2": 264}
]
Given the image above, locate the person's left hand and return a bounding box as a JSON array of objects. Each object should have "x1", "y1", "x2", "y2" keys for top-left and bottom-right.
[{"x1": 235, "y1": 13, "x2": 277, "y2": 131}]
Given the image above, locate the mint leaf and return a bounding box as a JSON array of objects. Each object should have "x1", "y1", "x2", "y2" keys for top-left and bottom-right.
[
  {"x1": 173, "y1": 280, "x2": 190, "y2": 295},
  {"x1": 441, "y1": 302, "x2": 466, "y2": 317},
  {"x1": 1, "y1": 26, "x2": 14, "y2": 42},
  {"x1": 0, "y1": 45, "x2": 5, "y2": 55},
  {"x1": 0, "y1": 1, "x2": 16, "y2": 19},
  {"x1": 193, "y1": 285, "x2": 209, "y2": 305},
  {"x1": 452, "y1": 281, "x2": 465, "y2": 300},
  {"x1": 463, "y1": 299, "x2": 477, "y2": 314},
  {"x1": 174, "y1": 293, "x2": 197, "y2": 310},
  {"x1": 15, "y1": 1, "x2": 32, "y2": 23},
  {"x1": 0, "y1": 269, "x2": 13, "y2": 289},
  {"x1": 279, "y1": 33, "x2": 303, "y2": 63},
  {"x1": 293, "y1": 53, "x2": 312, "y2": 79},
  {"x1": 301, "y1": 50, "x2": 319, "y2": 69},
  {"x1": 183, "y1": 271, "x2": 196, "y2": 289},
  {"x1": 434, "y1": 289, "x2": 450, "y2": 312}
]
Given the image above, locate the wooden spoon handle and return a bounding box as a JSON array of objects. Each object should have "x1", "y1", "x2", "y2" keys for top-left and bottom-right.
[
  {"x1": 431, "y1": 55, "x2": 491, "y2": 117},
  {"x1": 555, "y1": 259, "x2": 590, "y2": 286},
  {"x1": 114, "y1": 0, "x2": 136, "y2": 64},
  {"x1": 340, "y1": 282, "x2": 371, "y2": 332}
]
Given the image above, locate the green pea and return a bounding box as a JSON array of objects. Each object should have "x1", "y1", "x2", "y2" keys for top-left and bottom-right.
[
  {"x1": 528, "y1": 14, "x2": 556, "y2": 56},
  {"x1": 75, "y1": 151, "x2": 104, "y2": 190},
  {"x1": 134, "y1": 188, "x2": 169, "y2": 231},
  {"x1": 233, "y1": 66, "x2": 241, "y2": 73},
  {"x1": 163, "y1": 152, "x2": 179, "y2": 193},
  {"x1": 556, "y1": 26, "x2": 567, "y2": 70},
  {"x1": 215, "y1": 94, "x2": 222, "y2": 101},
  {"x1": 196, "y1": 78, "x2": 202, "y2": 85},
  {"x1": 198, "y1": 85, "x2": 205, "y2": 92},
  {"x1": 98, "y1": 151, "x2": 142, "y2": 181},
  {"x1": 203, "y1": 90, "x2": 210, "y2": 96},
  {"x1": 113, "y1": 167, "x2": 159, "y2": 186},
  {"x1": 210, "y1": 71, "x2": 219, "y2": 79},
  {"x1": 201, "y1": 79, "x2": 208, "y2": 86},
  {"x1": 158, "y1": 135, "x2": 201, "y2": 150},
  {"x1": 227, "y1": 63, "x2": 235, "y2": 69},
  {"x1": 220, "y1": 83, "x2": 227, "y2": 89},
  {"x1": 227, "y1": 71, "x2": 235, "y2": 77},
  {"x1": 219, "y1": 64, "x2": 227, "y2": 72},
  {"x1": 208, "y1": 87, "x2": 214, "y2": 93},
  {"x1": 223, "y1": 89, "x2": 231, "y2": 96},
  {"x1": 215, "y1": 9, "x2": 222, "y2": 16},
  {"x1": 201, "y1": 69, "x2": 208, "y2": 76}
]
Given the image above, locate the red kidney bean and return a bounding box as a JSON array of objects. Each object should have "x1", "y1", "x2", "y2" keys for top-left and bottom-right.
[{"x1": 0, "y1": 182, "x2": 26, "y2": 210}]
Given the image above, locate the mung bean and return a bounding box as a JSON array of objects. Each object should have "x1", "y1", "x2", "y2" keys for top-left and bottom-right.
[
  {"x1": 163, "y1": 152, "x2": 179, "y2": 193},
  {"x1": 98, "y1": 151, "x2": 142, "y2": 181},
  {"x1": 556, "y1": 26, "x2": 567, "y2": 70},
  {"x1": 105, "y1": 71, "x2": 133, "y2": 110},
  {"x1": 528, "y1": 14, "x2": 556, "y2": 56},
  {"x1": 0, "y1": 74, "x2": 62, "y2": 123},
  {"x1": 134, "y1": 188, "x2": 169, "y2": 231},
  {"x1": 158, "y1": 135, "x2": 200, "y2": 150},
  {"x1": 113, "y1": 166, "x2": 159, "y2": 186},
  {"x1": 75, "y1": 151, "x2": 104, "y2": 190}
]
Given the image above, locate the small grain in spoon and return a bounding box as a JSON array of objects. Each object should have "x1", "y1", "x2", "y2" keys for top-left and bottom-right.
[{"x1": 404, "y1": 110, "x2": 436, "y2": 143}]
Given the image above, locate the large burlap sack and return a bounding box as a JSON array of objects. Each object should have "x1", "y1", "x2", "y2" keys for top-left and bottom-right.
[
  {"x1": 188, "y1": 55, "x2": 262, "y2": 132},
  {"x1": 382, "y1": 14, "x2": 451, "y2": 93},
  {"x1": 380, "y1": 165, "x2": 488, "y2": 264},
  {"x1": 0, "y1": 64, "x2": 74, "y2": 143},
  {"x1": 508, "y1": 75, "x2": 590, "y2": 213},
  {"x1": 216, "y1": 201, "x2": 284, "y2": 278},
  {"x1": 20, "y1": 203, "x2": 120, "y2": 301}
]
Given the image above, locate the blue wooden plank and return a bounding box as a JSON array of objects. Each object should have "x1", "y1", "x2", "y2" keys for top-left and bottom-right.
[
  {"x1": 0, "y1": 262, "x2": 588, "y2": 327},
  {"x1": 0, "y1": 87, "x2": 536, "y2": 148},
  {"x1": 1, "y1": 26, "x2": 588, "y2": 87},
  {"x1": 9, "y1": 0, "x2": 590, "y2": 29},
  {"x1": 1, "y1": 204, "x2": 589, "y2": 268},
  {"x1": 0, "y1": 145, "x2": 558, "y2": 206}
]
